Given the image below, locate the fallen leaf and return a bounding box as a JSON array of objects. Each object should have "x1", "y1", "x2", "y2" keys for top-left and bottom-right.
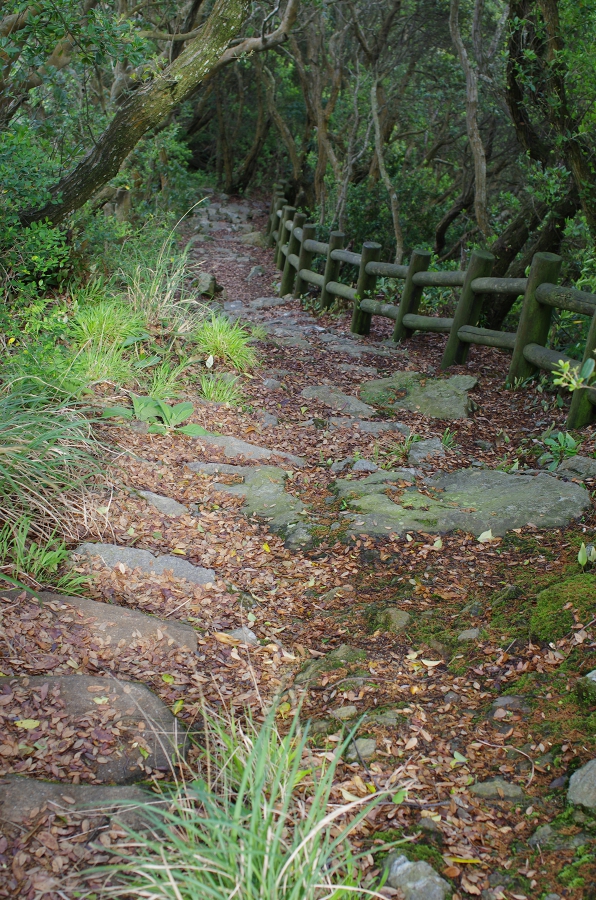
[{"x1": 15, "y1": 719, "x2": 40, "y2": 730}]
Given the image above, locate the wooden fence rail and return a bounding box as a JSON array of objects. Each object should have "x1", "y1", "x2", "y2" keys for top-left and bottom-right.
[{"x1": 265, "y1": 197, "x2": 596, "y2": 429}]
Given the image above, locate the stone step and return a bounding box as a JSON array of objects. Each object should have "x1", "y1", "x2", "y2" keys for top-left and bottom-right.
[
  {"x1": 2, "y1": 588, "x2": 197, "y2": 651},
  {"x1": 0, "y1": 774, "x2": 158, "y2": 829},
  {"x1": 1, "y1": 675, "x2": 191, "y2": 784},
  {"x1": 76, "y1": 543, "x2": 215, "y2": 586}
]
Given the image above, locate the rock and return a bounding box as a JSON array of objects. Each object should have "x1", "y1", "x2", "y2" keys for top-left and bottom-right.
[
  {"x1": 336, "y1": 467, "x2": 590, "y2": 541},
  {"x1": 475, "y1": 440, "x2": 493, "y2": 451},
  {"x1": 240, "y1": 231, "x2": 268, "y2": 248},
  {"x1": 295, "y1": 644, "x2": 367, "y2": 684},
  {"x1": 137, "y1": 491, "x2": 189, "y2": 516},
  {"x1": 250, "y1": 296, "x2": 288, "y2": 310},
  {"x1": 1, "y1": 675, "x2": 189, "y2": 782},
  {"x1": 408, "y1": 437, "x2": 445, "y2": 465},
  {"x1": 301, "y1": 385, "x2": 376, "y2": 418},
  {"x1": 0, "y1": 775, "x2": 157, "y2": 829},
  {"x1": 369, "y1": 708, "x2": 401, "y2": 726},
  {"x1": 189, "y1": 431, "x2": 305, "y2": 466},
  {"x1": 531, "y1": 574, "x2": 595, "y2": 641},
  {"x1": 528, "y1": 823, "x2": 591, "y2": 851},
  {"x1": 247, "y1": 265, "x2": 264, "y2": 281},
  {"x1": 382, "y1": 609, "x2": 412, "y2": 634},
  {"x1": 2, "y1": 588, "x2": 197, "y2": 651},
  {"x1": 469, "y1": 777, "x2": 524, "y2": 801},
  {"x1": 328, "y1": 416, "x2": 410, "y2": 436},
  {"x1": 462, "y1": 600, "x2": 483, "y2": 616},
  {"x1": 189, "y1": 463, "x2": 313, "y2": 550},
  {"x1": 331, "y1": 457, "x2": 353, "y2": 474},
  {"x1": 262, "y1": 377, "x2": 282, "y2": 390},
  {"x1": 196, "y1": 272, "x2": 216, "y2": 295},
  {"x1": 577, "y1": 669, "x2": 596, "y2": 704},
  {"x1": 352, "y1": 459, "x2": 378, "y2": 473},
  {"x1": 385, "y1": 853, "x2": 450, "y2": 900},
  {"x1": 345, "y1": 737, "x2": 377, "y2": 762},
  {"x1": 225, "y1": 626, "x2": 259, "y2": 646},
  {"x1": 491, "y1": 696, "x2": 530, "y2": 714},
  {"x1": 568, "y1": 758, "x2": 596, "y2": 809},
  {"x1": 338, "y1": 363, "x2": 378, "y2": 375},
  {"x1": 330, "y1": 704, "x2": 358, "y2": 721},
  {"x1": 360, "y1": 371, "x2": 478, "y2": 420},
  {"x1": 458, "y1": 627, "x2": 480, "y2": 642},
  {"x1": 223, "y1": 300, "x2": 246, "y2": 314},
  {"x1": 76, "y1": 543, "x2": 215, "y2": 586},
  {"x1": 444, "y1": 690, "x2": 461, "y2": 705},
  {"x1": 557, "y1": 455, "x2": 596, "y2": 480},
  {"x1": 255, "y1": 410, "x2": 279, "y2": 428}
]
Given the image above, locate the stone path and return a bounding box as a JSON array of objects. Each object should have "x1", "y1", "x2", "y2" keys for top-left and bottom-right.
[{"x1": 3, "y1": 190, "x2": 596, "y2": 898}]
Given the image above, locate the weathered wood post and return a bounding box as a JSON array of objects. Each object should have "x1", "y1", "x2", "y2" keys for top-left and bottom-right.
[
  {"x1": 508, "y1": 252, "x2": 563, "y2": 383},
  {"x1": 320, "y1": 231, "x2": 345, "y2": 309},
  {"x1": 268, "y1": 196, "x2": 287, "y2": 248},
  {"x1": 351, "y1": 242, "x2": 381, "y2": 335},
  {"x1": 280, "y1": 211, "x2": 305, "y2": 296},
  {"x1": 293, "y1": 223, "x2": 316, "y2": 298},
  {"x1": 567, "y1": 308, "x2": 596, "y2": 429},
  {"x1": 441, "y1": 249, "x2": 495, "y2": 369},
  {"x1": 392, "y1": 249, "x2": 432, "y2": 342},
  {"x1": 275, "y1": 205, "x2": 295, "y2": 269},
  {"x1": 266, "y1": 186, "x2": 285, "y2": 238}
]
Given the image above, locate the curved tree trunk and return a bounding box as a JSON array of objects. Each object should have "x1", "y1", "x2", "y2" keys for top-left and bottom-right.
[{"x1": 18, "y1": 0, "x2": 300, "y2": 226}]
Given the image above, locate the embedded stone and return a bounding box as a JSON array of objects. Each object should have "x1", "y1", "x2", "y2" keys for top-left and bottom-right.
[
  {"x1": 385, "y1": 853, "x2": 449, "y2": 900},
  {"x1": 408, "y1": 437, "x2": 445, "y2": 465},
  {"x1": 360, "y1": 371, "x2": 478, "y2": 420},
  {"x1": 76, "y1": 543, "x2": 215, "y2": 586},
  {"x1": 301, "y1": 385, "x2": 375, "y2": 418},
  {"x1": 469, "y1": 777, "x2": 524, "y2": 800},
  {"x1": 382, "y1": 609, "x2": 412, "y2": 634},
  {"x1": 345, "y1": 737, "x2": 377, "y2": 762},
  {"x1": 137, "y1": 491, "x2": 189, "y2": 516},
  {"x1": 190, "y1": 431, "x2": 305, "y2": 466},
  {"x1": 568, "y1": 758, "x2": 596, "y2": 809}
]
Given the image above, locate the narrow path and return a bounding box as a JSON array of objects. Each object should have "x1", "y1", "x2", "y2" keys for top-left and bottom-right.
[{"x1": 1, "y1": 193, "x2": 595, "y2": 899}]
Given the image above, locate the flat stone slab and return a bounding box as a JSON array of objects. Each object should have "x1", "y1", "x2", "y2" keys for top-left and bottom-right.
[
  {"x1": 191, "y1": 431, "x2": 304, "y2": 467},
  {"x1": 77, "y1": 543, "x2": 215, "y2": 586},
  {"x1": 469, "y1": 777, "x2": 524, "y2": 801},
  {"x1": 557, "y1": 455, "x2": 596, "y2": 480},
  {"x1": 188, "y1": 463, "x2": 313, "y2": 550},
  {"x1": 408, "y1": 437, "x2": 445, "y2": 465},
  {"x1": 337, "y1": 467, "x2": 589, "y2": 539},
  {"x1": 2, "y1": 589, "x2": 197, "y2": 651},
  {"x1": 568, "y1": 758, "x2": 596, "y2": 809},
  {"x1": 360, "y1": 371, "x2": 478, "y2": 419},
  {"x1": 1, "y1": 675, "x2": 188, "y2": 783},
  {"x1": 0, "y1": 775, "x2": 157, "y2": 829},
  {"x1": 301, "y1": 385, "x2": 376, "y2": 418},
  {"x1": 250, "y1": 297, "x2": 289, "y2": 310},
  {"x1": 137, "y1": 491, "x2": 189, "y2": 516}
]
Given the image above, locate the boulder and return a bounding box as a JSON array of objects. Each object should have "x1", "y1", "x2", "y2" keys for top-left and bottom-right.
[
  {"x1": 557, "y1": 455, "x2": 596, "y2": 480},
  {"x1": 294, "y1": 644, "x2": 367, "y2": 684},
  {"x1": 345, "y1": 737, "x2": 377, "y2": 762},
  {"x1": 382, "y1": 609, "x2": 412, "y2": 634},
  {"x1": 189, "y1": 430, "x2": 305, "y2": 467},
  {"x1": 568, "y1": 758, "x2": 596, "y2": 809}
]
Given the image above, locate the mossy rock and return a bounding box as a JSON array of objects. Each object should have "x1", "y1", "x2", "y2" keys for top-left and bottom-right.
[
  {"x1": 530, "y1": 574, "x2": 595, "y2": 642},
  {"x1": 294, "y1": 644, "x2": 367, "y2": 684}
]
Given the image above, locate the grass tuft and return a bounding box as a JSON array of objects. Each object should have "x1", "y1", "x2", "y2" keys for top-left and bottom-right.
[
  {"x1": 193, "y1": 314, "x2": 258, "y2": 372},
  {"x1": 199, "y1": 373, "x2": 243, "y2": 405},
  {"x1": 0, "y1": 515, "x2": 88, "y2": 593},
  {"x1": 70, "y1": 300, "x2": 147, "y2": 347}
]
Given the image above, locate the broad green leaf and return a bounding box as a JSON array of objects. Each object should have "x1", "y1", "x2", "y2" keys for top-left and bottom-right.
[
  {"x1": 172, "y1": 699, "x2": 184, "y2": 715},
  {"x1": 453, "y1": 750, "x2": 468, "y2": 763},
  {"x1": 139, "y1": 746, "x2": 149, "y2": 759},
  {"x1": 122, "y1": 332, "x2": 151, "y2": 347},
  {"x1": 162, "y1": 673, "x2": 175, "y2": 684},
  {"x1": 148, "y1": 423, "x2": 168, "y2": 434},
  {"x1": 169, "y1": 401, "x2": 194, "y2": 427},
  {"x1": 178, "y1": 424, "x2": 210, "y2": 436},
  {"x1": 578, "y1": 542, "x2": 588, "y2": 567},
  {"x1": 133, "y1": 354, "x2": 162, "y2": 370},
  {"x1": 132, "y1": 395, "x2": 161, "y2": 421},
  {"x1": 102, "y1": 405, "x2": 133, "y2": 419},
  {"x1": 391, "y1": 790, "x2": 406, "y2": 804},
  {"x1": 156, "y1": 399, "x2": 174, "y2": 426}
]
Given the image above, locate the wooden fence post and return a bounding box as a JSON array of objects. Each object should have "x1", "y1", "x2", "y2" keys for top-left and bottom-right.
[
  {"x1": 268, "y1": 196, "x2": 286, "y2": 247},
  {"x1": 508, "y1": 252, "x2": 563, "y2": 384},
  {"x1": 275, "y1": 205, "x2": 295, "y2": 269},
  {"x1": 321, "y1": 231, "x2": 345, "y2": 309},
  {"x1": 392, "y1": 249, "x2": 432, "y2": 342},
  {"x1": 280, "y1": 211, "x2": 305, "y2": 296},
  {"x1": 293, "y1": 223, "x2": 317, "y2": 298},
  {"x1": 266, "y1": 187, "x2": 284, "y2": 238},
  {"x1": 441, "y1": 249, "x2": 495, "y2": 369},
  {"x1": 566, "y1": 309, "x2": 596, "y2": 428},
  {"x1": 351, "y1": 242, "x2": 381, "y2": 335}
]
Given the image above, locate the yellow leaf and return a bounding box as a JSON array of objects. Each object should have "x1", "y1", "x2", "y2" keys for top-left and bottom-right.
[
  {"x1": 16, "y1": 719, "x2": 40, "y2": 730},
  {"x1": 445, "y1": 857, "x2": 482, "y2": 865},
  {"x1": 213, "y1": 632, "x2": 240, "y2": 645},
  {"x1": 340, "y1": 788, "x2": 361, "y2": 803},
  {"x1": 93, "y1": 696, "x2": 109, "y2": 705},
  {"x1": 404, "y1": 736, "x2": 418, "y2": 750},
  {"x1": 421, "y1": 659, "x2": 442, "y2": 667},
  {"x1": 277, "y1": 702, "x2": 292, "y2": 719},
  {"x1": 66, "y1": 659, "x2": 79, "y2": 668},
  {"x1": 171, "y1": 548, "x2": 186, "y2": 555},
  {"x1": 263, "y1": 543, "x2": 271, "y2": 552},
  {"x1": 7, "y1": 337, "x2": 15, "y2": 345}
]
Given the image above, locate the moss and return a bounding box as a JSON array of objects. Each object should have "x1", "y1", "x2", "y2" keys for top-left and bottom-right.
[{"x1": 530, "y1": 574, "x2": 596, "y2": 641}]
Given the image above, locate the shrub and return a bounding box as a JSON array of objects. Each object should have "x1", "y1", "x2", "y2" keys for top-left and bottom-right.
[
  {"x1": 98, "y1": 706, "x2": 390, "y2": 899},
  {"x1": 192, "y1": 314, "x2": 258, "y2": 372},
  {"x1": 0, "y1": 392, "x2": 102, "y2": 538}
]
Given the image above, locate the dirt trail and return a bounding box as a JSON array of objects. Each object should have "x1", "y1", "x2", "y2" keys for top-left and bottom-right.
[{"x1": 1, "y1": 192, "x2": 595, "y2": 899}]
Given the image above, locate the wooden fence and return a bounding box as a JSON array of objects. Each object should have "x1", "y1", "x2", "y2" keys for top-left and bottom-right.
[{"x1": 266, "y1": 189, "x2": 596, "y2": 430}]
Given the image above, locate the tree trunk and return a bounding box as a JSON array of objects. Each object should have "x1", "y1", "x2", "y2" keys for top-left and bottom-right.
[
  {"x1": 371, "y1": 78, "x2": 404, "y2": 263},
  {"x1": 18, "y1": 0, "x2": 300, "y2": 225}
]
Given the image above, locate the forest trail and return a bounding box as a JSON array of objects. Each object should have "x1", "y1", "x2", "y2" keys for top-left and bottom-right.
[{"x1": 2, "y1": 193, "x2": 596, "y2": 899}]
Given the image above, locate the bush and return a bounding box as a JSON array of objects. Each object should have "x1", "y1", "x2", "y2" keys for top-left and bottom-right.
[{"x1": 99, "y1": 706, "x2": 389, "y2": 899}]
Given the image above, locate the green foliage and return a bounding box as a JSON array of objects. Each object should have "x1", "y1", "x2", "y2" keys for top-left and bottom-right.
[
  {"x1": 199, "y1": 373, "x2": 243, "y2": 405},
  {"x1": 70, "y1": 301, "x2": 148, "y2": 348},
  {"x1": 538, "y1": 430, "x2": 581, "y2": 470},
  {"x1": 2, "y1": 221, "x2": 73, "y2": 295},
  {"x1": 0, "y1": 392, "x2": 101, "y2": 538},
  {"x1": 103, "y1": 396, "x2": 208, "y2": 437},
  {"x1": 0, "y1": 516, "x2": 88, "y2": 594},
  {"x1": 192, "y1": 314, "x2": 258, "y2": 372},
  {"x1": 146, "y1": 360, "x2": 189, "y2": 400},
  {"x1": 98, "y1": 705, "x2": 390, "y2": 899},
  {"x1": 441, "y1": 428, "x2": 457, "y2": 449}
]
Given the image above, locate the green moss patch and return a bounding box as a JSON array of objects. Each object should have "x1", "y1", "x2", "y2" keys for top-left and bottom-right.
[{"x1": 530, "y1": 574, "x2": 596, "y2": 642}]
